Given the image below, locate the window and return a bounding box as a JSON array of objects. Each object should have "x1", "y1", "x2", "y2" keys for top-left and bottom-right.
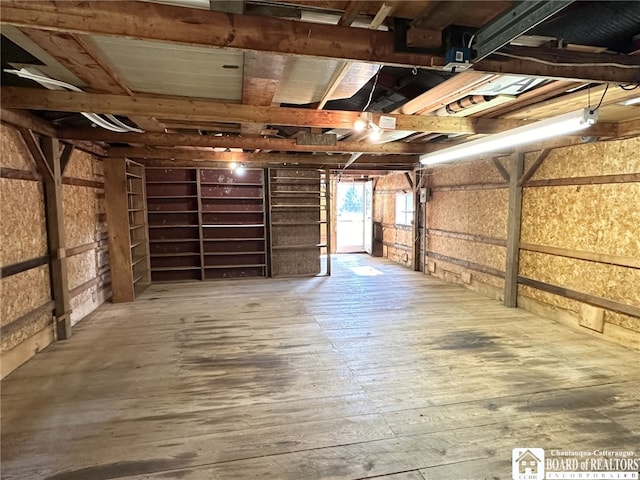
[{"x1": 395, "y1": 191, "x2": 414, "y2": 226}]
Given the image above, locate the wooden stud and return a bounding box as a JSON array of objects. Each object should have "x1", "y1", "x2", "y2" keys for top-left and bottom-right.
[
  {"x1": 504, "y1": 151, "x2": 524, "y2": 308},
  {"x1": 491, "y1": 157, "x2": 510, "y2": 182},
  {"x1": 519, "y1": 148, "x2": 550, "y2": 186},
  {"x1": 41, "y1": 137, "x2": 73, "y2": 339},
  {"x1": 59, "y1": 144, "x2": 74, "y2": 175},
  {"x1": 17, "y1": 128, "x2": 53, "y2": 179},
  {"x1": 337, "y1": 1, "x2": 365, "y2": 26}
]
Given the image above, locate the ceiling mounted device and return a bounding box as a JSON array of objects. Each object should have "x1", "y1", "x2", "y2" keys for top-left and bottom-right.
[{"x1": 420, "y1": 107, "x2": 598, "y2": 166}]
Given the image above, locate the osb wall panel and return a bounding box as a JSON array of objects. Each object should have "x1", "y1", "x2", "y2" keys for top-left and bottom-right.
[
  {"x1": 68, "y1": 250, "x2": 97, "y2": 290},
  {"x1": 65, "y1": 149, "x2": 103, "y2": 181},
  {"x1": 518, "y1": 285, "x2": 640, "y2": 340},
  {"x1": 520, "y1": 250, "x2": 640, "y2": 309},
  {"x1": 374, "y1": 173, "x2": 414, "y2": 267},
  {"x1": 428, "y1": 188, "x2": 509, "y2": 239},
  {"x1": 606, "y1": 312, "x2": 640, "y2": 333},
  {"x1": 1, "y1": 311, "x2": 51, "y2": 353},
  {"x1": 63, "y1": 184, "x2": 98, "y2": 248},
  {"x1": 63, "y1": 151, "x2": 108, "y2": 326},
  {"x1": 522, "y1": 184, "x2": 640, "y2": 258},
  {"x1": 375, "y1": 193, "x2": 397, "y2": 225},
  {"x1": 428, "y1": 158, "x2": 506, "y2": 187},
  {"x1": 0, "y1": 124, "x2": 37, "y2": 171},
  {"x1": 0, "y1": 265, "x2": 50, "y2": 327},
  {"x1": 429, "y1": 235, "x2": 506, "y2": 273},
  {"x1": 385, "y1": 245, "x2": 411, "y2": 267},
  {"x1": 0, "y1": 178, "x2": 47, "y2": 266},
  {"x1": 375, "y1": 173, "x2": 413, "y2": 191},
  {"x1": 528, "y1": 137, "x2": 640, "y2": 180},
  {"x1": 430, "y1": 257, "x2": 504, "y2": 291},
  {"x1": 382, "y1": 225, "x2": 412, "y2": 247}
]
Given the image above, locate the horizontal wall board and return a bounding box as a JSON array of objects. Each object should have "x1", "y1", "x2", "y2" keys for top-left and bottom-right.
[
  {"x1": 520, "y1": 242, "x2": 640, "y2": 270},
  {"x1": 518, "y1": 276, "x2": 640, "y2": 319},
  {"x1": 0, "y1": 256, "x2": 49, "y2": 279},
  {"x1": 428, "y1": 229, "x2": 507, "y2": 247},
  {"x1": 426, "y1": 251, "x2": 505, "y2": 278}
]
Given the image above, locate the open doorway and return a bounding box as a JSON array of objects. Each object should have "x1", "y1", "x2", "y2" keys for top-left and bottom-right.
[{"x1": 336, "y1": 181, "x2": 372, "y2": 253}]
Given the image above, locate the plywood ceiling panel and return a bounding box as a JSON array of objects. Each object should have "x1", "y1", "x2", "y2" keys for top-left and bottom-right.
[{"x1": 90, "y1": 35, "x2": 243, "y2": 101}]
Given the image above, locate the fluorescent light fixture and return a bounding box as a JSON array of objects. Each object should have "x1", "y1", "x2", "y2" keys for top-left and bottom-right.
[
  {"x1": 620, "y1": 96, "x2": 640, "y2": 106},
  {"x1": 420, "y1": 108, "x2": 598, "y2": 166}
]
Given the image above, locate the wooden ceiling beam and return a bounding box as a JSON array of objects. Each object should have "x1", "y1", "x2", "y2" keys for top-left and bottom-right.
[
  {"x1": 2, "y1": 1, "x2": 638, "y2": 83},
  {"x1": 337, "y1": 1, "x2": 366, "y2": 27},
  {"x1": 0, "y1": 107, "x2": 58, "y2": 137},
  {"x1": 108, "y1": 147, "x2": 417, "y2": 166},
  {"x1": 0, "y1": 0, "x2": 445, "y2": 67},
  {"x1": 2, "y1": 87, "x2": 548, "y2": 135},
  {"x1": 58, "y1": 128, "x2": 431, "y2": 154},
  {"x1": 4, "y1": 88, "x2": 618, "y2": 137},
  {"x1": 617, "y1": 118, "x2": 640, "y2": 138},
  {"x1": 138, "y1": 157, "x2": 413, "y2": 171}
]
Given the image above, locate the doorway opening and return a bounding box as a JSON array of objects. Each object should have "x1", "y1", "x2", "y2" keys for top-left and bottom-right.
[{"x1": 336, "y1": 181, "x2": 372, "y2": 254}]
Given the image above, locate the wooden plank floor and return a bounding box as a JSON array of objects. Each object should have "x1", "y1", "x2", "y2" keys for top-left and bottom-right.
[{"x1": 1, "y1": 255, "x2": 638, "y2": 479}]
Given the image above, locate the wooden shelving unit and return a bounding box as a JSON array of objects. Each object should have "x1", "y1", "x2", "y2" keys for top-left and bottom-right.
[
  {"x1": 145, "y1": 167, "x2": 267, "y2": 282},
  {"x1": 146, "y1": 168, "x2": 201, "y2": 282},
  {"x1": 104, "y1": 158, "x2": 151, "y2": 302},
  {"x1": 200, "y1": 168, "x2": 267, "y2": 279},
  {"x1": 268, "y1": 168, "x2": 330, "y2": 277}
]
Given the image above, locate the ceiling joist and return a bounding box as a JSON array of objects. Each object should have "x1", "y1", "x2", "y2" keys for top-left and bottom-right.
[
  {"x1": 58, "y1": 129, "x2": 432, "y2": 154},
  {"x1": 2, "y1": 1, "x2": 638, "y2": 83},
  {"x1": 108, "y1": 148, "x2": 417, "y2": 166}
]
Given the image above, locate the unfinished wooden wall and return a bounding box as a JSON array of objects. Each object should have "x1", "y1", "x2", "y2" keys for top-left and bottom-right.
[
  {"x1": 519, "y1": 137, "x2": 640, "y2": 348},
  {"x1": 373, "y1": 172, "x2": 414, "y2": 268},
  {"x1": 0, "y1": 123, "x2": 110, "y2": 378},
  {"x1": 425, "y1": 158, "x2": 509, "y2": 299},
  {"x1": 0, "y1": 124, "x2": 52, "y2": 379},
  {"x1": 63, "y1": 149, "x2": 111, "y2": 322},
  {"x1": 424, "y1": 136, "x2": 639, "y2": 350}
]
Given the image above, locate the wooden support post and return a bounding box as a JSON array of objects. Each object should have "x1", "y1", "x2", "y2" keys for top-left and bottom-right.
[
  {"x1": 41, "y1": 137, "x2": 73, "y2": 339},
  {"x1": 504, "y1": 151, "x2": 524, "y2": 308}
]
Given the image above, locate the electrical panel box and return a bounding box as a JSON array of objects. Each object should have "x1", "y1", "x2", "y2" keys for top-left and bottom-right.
[
  {"x1": 444, "y1": 47, "x2": 472, "y2": 71},
  {"x1": 419, "y1": 187, "x2": 430, "y2": 203}
]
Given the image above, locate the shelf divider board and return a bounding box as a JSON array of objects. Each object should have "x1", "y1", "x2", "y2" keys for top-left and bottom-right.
[
  {"x1": 104, "y1": 158, "x2": 151, "y2": 302},
  {"x1": 196, "y1": 167, "x2": 205, "y2": 280}
]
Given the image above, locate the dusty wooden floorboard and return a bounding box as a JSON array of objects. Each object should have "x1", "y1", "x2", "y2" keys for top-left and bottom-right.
[{"x1": 1, "y1": 255, "x2": 638, "y2": 479}]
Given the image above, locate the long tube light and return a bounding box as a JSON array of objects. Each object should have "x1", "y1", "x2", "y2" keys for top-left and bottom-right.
[{"x1": 420, "y1": 108, "x2": 598, "y2": 166}]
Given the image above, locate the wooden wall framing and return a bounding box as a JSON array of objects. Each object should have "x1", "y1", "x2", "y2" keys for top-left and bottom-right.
[
  {"x1": 372, "y1": 172, "x2": 415, "y2": 268},
  {"x1": 419, "y1": 136, "x2": 640, "y2": 349},
  {"x1": 0, "y1": 123, "x2": 110, "y2": 379}
]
